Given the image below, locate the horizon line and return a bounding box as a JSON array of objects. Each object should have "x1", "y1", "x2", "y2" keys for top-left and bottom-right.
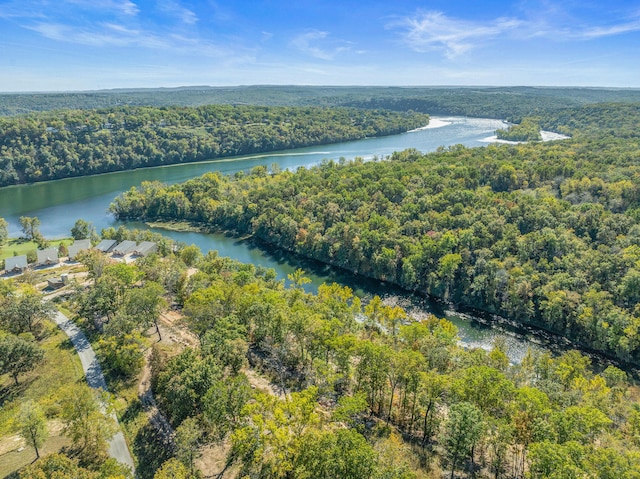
[{"x1": 2, "y1": 84, "x2": 640, "y2": 95}]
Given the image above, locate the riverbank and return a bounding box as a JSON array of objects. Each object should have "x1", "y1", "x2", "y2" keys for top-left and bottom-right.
[
  {"x1": 138, "y1": 218, "x2": 640, "y2": 374},
  {"x1": 408, "y1": 118, "x2": 452, "y2": 131},
  {"x1": 480, "y1": 129, "x2": 571, "y2": 144}
]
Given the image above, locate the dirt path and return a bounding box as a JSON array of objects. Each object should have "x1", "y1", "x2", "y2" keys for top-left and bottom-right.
[{"x1": 137, "y1": 349, "x2": 175, "y2": 451}]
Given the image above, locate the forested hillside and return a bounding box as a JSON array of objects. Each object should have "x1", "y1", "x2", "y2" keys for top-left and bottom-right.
[
  {"x1": 0, "y1": 105, "x2": 427, "y2": 186},
  {"x1": 111, "y1": 103, "x2": 640, "y2": 365},
  {"x1": 3, "y1": 85, "x2": 640, "y2": 119},
  {"x1": 65, "y1": 237, "x2": 640, "y2": 478}
]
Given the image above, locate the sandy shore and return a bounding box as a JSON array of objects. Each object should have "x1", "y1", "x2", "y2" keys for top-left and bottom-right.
[
  {"x1": 480, "y1": 130, "x2": 570, "y2": 144},
  {"x1": 408, "y1": 118, "x2": 452, "y2": 132}
]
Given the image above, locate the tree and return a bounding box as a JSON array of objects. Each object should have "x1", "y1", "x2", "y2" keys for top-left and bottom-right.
[
  {"x1": 78, "y1": 248, "x2": 111, "y2": 282},
  {"x1": 0, "y1": 334, "x2": 45, "y2": 385},
  {"x1": 203, "y1": 374, "x2": 252, "y2": 441},
  {"x1": 71, "y1": 219, "x2": 95, "y2": 240},
  {"x1": 452, "y1": 366, "x2": 515, "y2": 416},
  {"x1": 18, "y1": 401, "x2": 48, "y2": 459},
  {"x1": 528, "y1": 441, "x2": 586, "y2": 479},
  {"x1": 122, "y1": 281, "x2": 166, "y2": 340},
  {"x1": 440, "y1": 402, "x2": 484, "y2": 479},
  {"x1": 0, "y1": 287, "x2": 56, "y2": 337},
  {"x1": 175, "y1": 417, "x2": 202, "y2": 476},
  {"x1": 232, "y1": 388, "x2": 320, "y2": 478},
  {"x1": 18, "y1": 453, "x2": 97, "y2": 479},
  {"x1": 294, "y1": 429, "x2": 376, "y2": 479},
  {"x1": 19, "y1": 216, "x2": 41, "y2": 241},
  {"x1": 60, "y1": 384, "x2": 116, "y2": 464},
  {"x1": 179, "y1": 244, "x2": 202, "y2": 267},
  {"x1": 154, "y1": 348, "x2": 221, "y2": 424},
  {"x1": 288, "y1": 268, "x2": 311, "y2": 289},
  {"x1": 418, "y1": 371, "x2": 448, "y2": 445},
  {"x1": 96, "y1": 332, "x2": 145, "y2": 378},
  {"x1": 153, "y1": 458, "x2": 191, "y2": 479},
  {"x1": 0, "y1": 217, "x2": 7, "y2": 246}
]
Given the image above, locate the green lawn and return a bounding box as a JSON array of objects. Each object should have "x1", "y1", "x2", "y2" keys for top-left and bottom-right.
[
  {"x1": 0, "y1": 318, "x2": 84, "y2": 477},
  {"x1": 1, "y1": 237, "x2": 74, "y2": 261}
]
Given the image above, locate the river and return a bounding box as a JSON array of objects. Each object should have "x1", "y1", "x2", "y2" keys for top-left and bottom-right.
[{"x1": 0, "y1": 117, "x2": 547, "y2": 361}]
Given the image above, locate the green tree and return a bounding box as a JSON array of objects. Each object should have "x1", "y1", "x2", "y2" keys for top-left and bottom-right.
[
  {"x1": 528, "y1": 441, "x2": 586, "y2": 479},
  {"x1": 0, "y1": 217, "x2": 7, "y2": 246},
  {"x1": 125, "y1": 281, "x2": 166, "y2": 339},
  {"x1": 418, "y1": 371, "x2": 448, "y2": 445},
  {"x1": 452, "y1": 366, "x2": 515, "y2": 416},
  {"x1": 440, "y1": 401, "x2": 484, "y2": 479},
  {"x1": 153, "y1": 458, "x2": 191, "y2": 479},
  {"x1": 0, "y1": 334, "x2": 45, "y2": 385},
  {"x1": 19, "y1": 216, "x2": 41, "y2": 241},
  {"x1": 18, "y1": 453, "x2": 96, "y2": 479},
  {"x1": 179, "y1": 244, "x2": 202, "y2": 267},
  {"x1": 154, "y1": 348, "x2": 221, "y2": 424},
  {"x1": 78, "y1": 248, "x2": 111, "y2": 282},
  {"x1": 294, "y1": 428, "x2": 376, "y2": 479},
  {"x1": 60, "y1": 384, "x2": 116, "y2": 464},
  {"x1": 71, "y1": 219, "x2": 95, "y2": 240},
  {"x1": 175, "y1": 417, "x2": 202, "y2": 476},
  {"x1": 96, "y1": 332, "x2": 145, "y2": 378},
  {"x1": 232, "y1": 388, "x2": 320, "y2": 478},
  {"x1": 0, "y1": 286, "x2": 56, "y2": 337},
  {"x1": 18, "y1": 400, "x2": 48, "y2": 459},
  {"x1": 203, "y1": 374, "x2": 252, "y2": 441},
  {"x1": 288, "y1": 268, "x2": 311, "y2": 289}
]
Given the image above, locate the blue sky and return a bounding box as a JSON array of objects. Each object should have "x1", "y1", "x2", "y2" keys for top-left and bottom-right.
[{"x1": 1, "y1": 0, "x2": 639, "y2": 91}]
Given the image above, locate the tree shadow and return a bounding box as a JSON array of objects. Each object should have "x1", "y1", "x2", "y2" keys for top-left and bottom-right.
[
  {"x1": 0, "y1": 377, "x2": 34, "y2": 406},
  {"x1": 120, "y1": 397, "x2": 143, "y2": 425},
  {"x1": 133, "y1": 422, "x2": 173, "y2": 479},
  {"x1": 57, "y1": 337, "x2": 76, "y2": 351}
]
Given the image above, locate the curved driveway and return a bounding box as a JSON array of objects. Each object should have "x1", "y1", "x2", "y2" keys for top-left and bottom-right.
[{"x1": 53, "y1": 310, "x2": 136, "y2": 473}]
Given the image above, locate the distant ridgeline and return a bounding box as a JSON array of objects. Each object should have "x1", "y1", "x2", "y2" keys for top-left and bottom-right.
[
  {"x1": 111, "y1": 102, "x2": 640, "y2": 365},
  {"x1": 3, "y1": 85, "x2": 640, "y2": 120},
  {"x1": 0, "y1": 105, "x2": 428, "y2": 186}
]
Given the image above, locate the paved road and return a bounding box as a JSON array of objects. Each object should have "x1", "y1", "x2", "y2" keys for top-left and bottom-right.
[{"x1": 52, "y1": 310, "x2": 136, "y2": 474}]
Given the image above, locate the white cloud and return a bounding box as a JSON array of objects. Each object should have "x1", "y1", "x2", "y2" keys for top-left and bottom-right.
[
  {"x1": 575, "y1": 18, "x2": 640, "y2": 39},
  {"x1": 291, "y1": 30, "x2": 350, "y2": 60},
  {"x1": 391, "y1": 8, "x2": 640, "y2": 59},
  {"x1": 26, "y1": 21, "x2": 236, "y2": 56},
  {"x1": 158, "y1": 1, "x2": 198, "y2": 25},
  {"x1": 66, "y1": 0, "x2": 139, "y2": 16},
  {"x1": 28, "y1": 22, "x2": 163, "y2": 48},
  {"x1": 0, "y1": 0, "x2": 139, "y2": 20},
  {"x1": 391, "y1": 11, "x2": 522, "y2": 58}
]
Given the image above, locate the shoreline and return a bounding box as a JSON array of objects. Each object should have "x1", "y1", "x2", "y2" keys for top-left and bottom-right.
[
  {"x1": 408, "y1": 118, "x2": 452, "y2": 132},
  {"x1": 141, "y1": 218, "x2": 639, "y2": 373},
  {"x1": 480, "y1": 130, "x2": 571, "y2": 144}
]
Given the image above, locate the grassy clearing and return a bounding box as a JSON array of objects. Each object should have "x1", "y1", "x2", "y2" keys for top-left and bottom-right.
[
  {"x1": 145, "y1": 220, "x2": 202, "y2": 232},
  {"x1": 0, "y1": 431, "x2": 70, "y2": 479},
  {"x1": 0, "y1": 319, "x2": 83, "y2": 477},
  {"x1": 1, "y1": 237, "x2": 74, "y2": 261},
  {"x1": 0, "y1": 238, "x2": 38, "y2": 261}
]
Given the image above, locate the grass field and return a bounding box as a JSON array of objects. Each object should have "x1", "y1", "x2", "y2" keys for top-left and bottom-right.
[
  {"x1": 1, "y1": 237, "x2": 74, "y2": 261},
  {"x1": 0, "y1": 319, "x2": 84, "y2": 478}
]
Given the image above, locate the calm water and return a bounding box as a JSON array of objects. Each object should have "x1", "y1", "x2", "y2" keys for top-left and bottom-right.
[{"x1": 0, "y1": 117, "x2": 545, "y2": 361}]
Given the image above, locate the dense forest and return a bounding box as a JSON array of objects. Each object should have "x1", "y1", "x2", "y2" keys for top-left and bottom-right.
[
  {"x1": 0, "y1": 105, "x2": 427, "y2": 186},
  {"x1": 3, "y1": 85, "x2": 640, "y2": 120},
  {"x1": 4, "y1": 228, "x2": 638, "y2": 478},
  {"x1": 495, "y1": 119, "x2": 542, "y2": 142},
  {"x1": 111, "y1": 102, "x2": 640, "y2": 365},
  {"x1": 61, "y1": 238, "x2": 640, "y2": 477}
]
